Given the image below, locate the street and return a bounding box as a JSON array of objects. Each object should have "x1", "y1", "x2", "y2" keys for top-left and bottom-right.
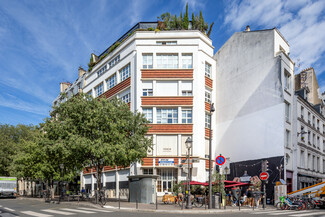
[{"x1": 1, "y1": 199, "x2": 325, "y2": 217}]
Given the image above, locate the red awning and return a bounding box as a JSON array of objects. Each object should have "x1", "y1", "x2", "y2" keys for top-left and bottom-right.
[{"x1": 182, "y1": 181, "x2": 206, "y2": 185}]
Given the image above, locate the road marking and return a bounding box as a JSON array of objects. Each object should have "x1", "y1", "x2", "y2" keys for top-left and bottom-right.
[
  {"x1": 3, "y1": 207, "x2": 15, "y2": 212},
  {"x1": 78, "y1": 207, "x2": 113, "y2": 212},
  {"x1": 289, "y1": 212, "x2": 325, "y2": 216},
  {"x1": 20, "y1": 211, "x2": 53, "y2": 217},
  {"x1": 60, "y1": 208, "x2": 96, "y2": 214},
  {"x1": 251, "y1": 210, "x2": 288, "y2": 214},
  {"x1": 103, "y1": 205, "x2": 130, "y2": 209},
  {"x1": 41, "y1": 209, "x2": 75, "y2": 215},
  {"x1": 269, "y1": 211, "x2": 311, "y2": 215}
]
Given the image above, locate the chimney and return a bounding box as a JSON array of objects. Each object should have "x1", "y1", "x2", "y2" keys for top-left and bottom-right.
[
  {"x1": 91, "y1": 53, "x2": 98, "y2": 63},
  {"x1": 60, "y1": 82, "x2": 71, "y2": 93},
  {"x1": 245, "y1": 25, "x2": 251, "y2": 31},
  {"x1": 78, "y1": 66, "x2": 86, "y2": 77}
]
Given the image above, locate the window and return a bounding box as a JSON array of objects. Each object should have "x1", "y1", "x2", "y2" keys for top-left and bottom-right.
[
  {"x1": 308, "y1": 112, "x2": 311, "y2": 124},
  {"x1": 143, "y1": 108, "x2": 153, "y2": 123},
  {"x1": 301, "y1": 106, "x2": 304, "y2": 119},
  {"x1": 205, "y1": 113, "x2": 211, "y2": 128},
  {"x1": 120, "y1": 93, "x2": 130, "y2": 103},
  {"x1": 143, "y1": 54, "x2": 153, "y2": 69},
  {"x1": 107, "y1": 74, "x2": 117, "y2": 89},
  {"x1": 313, "y1": 116, "x2": 315, "y2": 127},
  {"x1": 143, "y1": 169, "x2": 153, "y2": 175},
  {"x1": 284, "y1": 69, "x2": 291, "y2": 90},
  {"x1": 323, "y1": 160, "x2": 325, "y2": 173},
  {"x1": 108, "y1": 55, "x2": 120, "y2": 68},
  {"x1": 300, "y1": 150, "x2": 305, "y2": 168},
  {"x1": 313, "y1": 155, "x2": 316, "y2": 171},
  {"x1": 182, "y1": 90, "x2": 192, "y2": 96},
  {"x1": 308, "y1": 131, "x2": 311, "y2": 143},
  {"x1": 156, "y1": 81, "x2": 178, "y2": 96},
  {"x1": 156, "y1": 54, "x2": 178, "y2": 69},
  {"x1": 143, "y1": 89, "x2": 153, "y2": 96},
  {"x1": 301, "y1": 126, "x2": 305, "y2": 141},
  {"x1": 95, "y1": 83, "x2": 104, "y2": 97},
  {"x1": 285, "y1": 102, "x2": 290, "y2": 122},
  {"x1": 205, "y1": 91, "x2": 211, "y2": 103},
  {"x1": 317, "y1": 157, "x2": 320, "y2": 172},
  {"x1": 308, "y1": 153, "x2": 311, "y2": 169},
  {"x1": 157, "y1": 108, "x2": 178, "y2": 123},
  {"x1": 182, "y1": 54, "x2": 192, "y2": 69},
  {"x1": 87, "y1": 91, "x2": 92, "y2": 97},
  {"x1": 317, "y1": 136, "x2": 320, "y2": 149},
  {"x1": 285, "y1": 130, "x2": 290, "y2": 148},
  {"x1": 156, "y1": 41, "x2": 177, "y2": 45},
  {"x1": 317, "y1": 119, "x2": 320, "y2": 130},
  {"x1": 205, "y1": 62, "x2": 211, "y2": 78},
  {"x1": 182, "y1": 109, "x2": 192, "y2": 123},
  {"x1": 313, "y1": 134, "x2": 316, "y2": 146},
  {"x1": 323, "y1": 140, "x2": 325, "y2": 152},
  {"x1": 97, "y1": 65, "x2": 108, "y2": 77},
  {"x1": 120, "y1": 63, "x2": 130, "y2": 81},
  {"x1": 157, "y1": 169, "x2": 176, "y2": 193}
]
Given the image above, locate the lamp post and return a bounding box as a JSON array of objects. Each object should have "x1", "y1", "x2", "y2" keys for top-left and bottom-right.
[
  {"x1": 185, "y1": 137, "x2": 193, "y2": 209},
  {"x1": 60, "y1": 164, "x2": 64, "y2": 203},
  {"x1": 208, "y1": 103, "x2": 215, "y2": 209}
]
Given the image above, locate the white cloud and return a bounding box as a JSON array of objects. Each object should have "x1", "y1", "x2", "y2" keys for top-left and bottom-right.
[
  {"x1": 182, "y1": 0, "x2": 205, "y2": 11},
  {"x1": 224, "y1": 0, "x2": 325, "y2": 74}
]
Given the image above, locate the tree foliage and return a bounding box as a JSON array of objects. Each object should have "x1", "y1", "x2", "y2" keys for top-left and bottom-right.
[
  {"x1": 157, "y1": 4, "x2": 213, "y2": 37},
  {"x1": 0, "y1": 124, "x2": 35, "y2": 177},
  {"x1": 46, "y1": 93, "x2": 152, "y2": 190}
]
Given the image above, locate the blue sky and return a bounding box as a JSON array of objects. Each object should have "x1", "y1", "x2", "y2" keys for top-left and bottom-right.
[{"x1": 0, "y1": 0, "x2": 325, "y2": 126}]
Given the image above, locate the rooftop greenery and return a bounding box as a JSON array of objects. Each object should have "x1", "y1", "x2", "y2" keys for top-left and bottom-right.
[{"x1": 87, "y1": 3, "x2": 213, "y2": 72}]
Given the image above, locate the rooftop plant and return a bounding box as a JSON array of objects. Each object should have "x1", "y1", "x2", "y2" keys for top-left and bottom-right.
[{"x1": 157, "y1": 3, "x2": 214, "y2": 38}]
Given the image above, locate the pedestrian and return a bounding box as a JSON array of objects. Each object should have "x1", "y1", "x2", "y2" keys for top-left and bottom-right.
[{"x1": 247, "y1": 187, "x2": 253, "y2": 207}]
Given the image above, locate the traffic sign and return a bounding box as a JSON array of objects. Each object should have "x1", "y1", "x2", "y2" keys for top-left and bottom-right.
[
  {"x1": 259, "y1": 172, "x2": 269, "y2": 181},
  {"x1": 215, "y1": 155, "x2": 226, "y2": 166}
]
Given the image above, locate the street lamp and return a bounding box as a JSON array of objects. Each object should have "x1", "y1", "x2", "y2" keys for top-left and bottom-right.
[
  {"x1": 185, "y1": 137, "x2": 193, "y2": 209},
  {"x1": 208, "y1": 103, "x2": 215, "y2": 209},
  {"x1": 60, "y1": 164, "x2": 64, "y2": 203}
]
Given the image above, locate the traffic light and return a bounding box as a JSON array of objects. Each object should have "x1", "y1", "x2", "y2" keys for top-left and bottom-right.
[{"x1": 261, "y1": 160, "x2": 269, "y2": 172}]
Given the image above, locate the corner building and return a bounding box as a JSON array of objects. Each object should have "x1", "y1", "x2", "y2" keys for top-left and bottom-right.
[{"x1": 80, "y1": 23, "x2": 216, "y2": 197}]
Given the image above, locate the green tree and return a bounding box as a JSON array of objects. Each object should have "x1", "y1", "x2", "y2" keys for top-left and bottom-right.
[
  {"x1": 0, "y1": 124, "x2": 35, "y2": 177},
  {"x1": 183, "y1": 3, "x2": 189, "y2": 29},
  {"x1": 47, "y1": 94, "x2": 152, "y2": 192}
]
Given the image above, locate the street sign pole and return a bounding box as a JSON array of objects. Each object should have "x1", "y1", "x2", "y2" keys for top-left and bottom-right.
[{"x1": 263, "y1": 181, "x2": 266, "y2": 210}]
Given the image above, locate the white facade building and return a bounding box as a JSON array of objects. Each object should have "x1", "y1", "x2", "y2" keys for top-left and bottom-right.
[
  {"x1": 213, "y1": 27, "x2": 295, "y2": 194},
  {"x1": 55, "y1": 23, "x2": 217, "y2": 197},
  {"x1": 294, "y1": 68, "x2": 325, "y2": 189}
]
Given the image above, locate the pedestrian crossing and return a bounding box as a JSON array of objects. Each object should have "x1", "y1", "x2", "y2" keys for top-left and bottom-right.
[
  {"x1": 19, "y1": 207, "x2": 114, "y2": 217},
  {"x1": 249, "y1": 209, "x2": 325, "y2": 216}
]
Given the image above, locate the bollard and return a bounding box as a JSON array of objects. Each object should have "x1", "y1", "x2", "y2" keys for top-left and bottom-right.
[
  {"x1": 136, "y1": 191, "x2": 138, "y2": 209},
  {"x1": 253, "y1": 197, "x2": 254, "y2": 210},
  {"x1": 118, "y1": 192, "x2": 120, "y2": 209},
  {"x1": 205, "y1": 194, "x2": 207, "y2": 210},
  {"x1": 238, "y1": 197, "x2": 240, "y2": 211},
  {"x1": 156, "y1": 192, "x2": 158, "y2": 210}
]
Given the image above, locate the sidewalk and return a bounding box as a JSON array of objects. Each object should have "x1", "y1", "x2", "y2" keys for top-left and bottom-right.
[{"x1": 102, "y1": 200, "x2": 275, "y2": 214}]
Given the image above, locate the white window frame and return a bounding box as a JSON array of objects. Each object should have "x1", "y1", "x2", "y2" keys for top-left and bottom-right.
[
  {"x1": 157, "y1": 108, "x2": 178, "y2": 124},
  {"x1": 107, "y1": 74, "x2": 117, "y2": 90},
  {"x1": 143, "y1": 89, "x2": 153, "y2": 96},
  {"x1": 182, "y1": 90, "x2": 192, "y2": 96},
  {"x1": 182, "y1": 109, "x2": 192, "y2": 124},
  {"x1": 143, "y1": 54, "x2": 153, "y2": 69},
  {"x1": 205, "y1": 90, "x2": 212, "y2": 103},
  {"x1": 205, "y1": 113, "x2": 211, "y2": 128},
  {"x1": 97, "y1": 64, "x2": 108, "y2": 77},
  {"x1": 95, "y1": 83, "x2": 104, "y2": 97},
  {"x1": 120, "y1": 63, "x2": 130, "y2": 82},
  {"x1": 181, "y1": 54, "x2": 192, "y2": 69},
  {"x1": 121, "y1": 93, "x2": 130, "y2": 103},
  {"x1": 205, "y1": 62, "x2": 211, "y2": 78},
  {"x1": 156, "y1": 54, "x2": 178, "y2": 69},
  {"x1": 143, "y1": 108, "x2": 153, "y2": 123}
]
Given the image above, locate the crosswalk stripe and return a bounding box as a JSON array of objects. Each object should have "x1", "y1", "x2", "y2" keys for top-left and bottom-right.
[
  {"x1": 78, "y1": 207, "x2": 113, "y2": 213},
  {"x1": 20, "y1": 211, "x2": 53, "y2": 217},
  {"x1": 3, "y1": 207, "x2": 15, "y2": 212},
  {"x1": 289, "y1": 212, "x2": 325, "y2": 217},
  {"x1": 251, "y1": 210, "x2": 288, "y2": 214},
  {"x1": 269, "y1": 211, "x2": 311, "y2": 215},
  {"x1": 41, "y1": 209, "x2": 75, "y2": 215},
  {"x1": 60, "y1": 208, "x2": 96, "y2": 214}
]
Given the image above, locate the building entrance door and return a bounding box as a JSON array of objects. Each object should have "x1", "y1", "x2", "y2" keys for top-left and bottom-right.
[{"x1": 157, "y1": 169, "x2": 176, "y2": 193}]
